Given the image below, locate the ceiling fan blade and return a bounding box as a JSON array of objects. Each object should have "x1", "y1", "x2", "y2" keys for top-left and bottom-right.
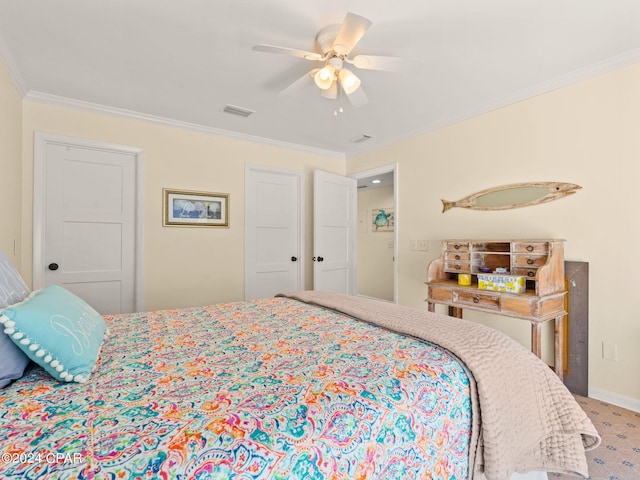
[
  {"x1": 346, "y1": 86, "x2": 368, "y2": 108},
  {"x1": 332, "y1": 13, "x2": 372, "y2": 56},
  {"x1": 277, "y1": 69, "x2": 318, "y2": 98},
  {"x1": 351, "y1": 54, "x2": 423, "y2": 73},
  {"x1": 252, "y1": 44, "x2": 324, "y2": 61}
]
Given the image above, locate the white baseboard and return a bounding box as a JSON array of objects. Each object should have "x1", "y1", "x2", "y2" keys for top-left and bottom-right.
[{"x1": 588, "y1": 387, "x2": 640, "y2": 413}]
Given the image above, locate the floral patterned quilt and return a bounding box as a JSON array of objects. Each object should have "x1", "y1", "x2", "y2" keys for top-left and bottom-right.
[{"x1": 0, "y1": 297, "x2": 471, "y2": 479}]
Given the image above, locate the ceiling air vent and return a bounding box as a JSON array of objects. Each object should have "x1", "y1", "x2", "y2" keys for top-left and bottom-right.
[
  {"x1": 223, "y1": 104, "x2": 255, "y2": 117},
  {"x1": 351, "y1": 134, "x2": 373, "y2": 144}
]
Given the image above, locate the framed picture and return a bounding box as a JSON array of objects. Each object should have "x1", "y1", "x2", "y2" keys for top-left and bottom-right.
[
  {"x1": 163, "y1": 189, "x2": 229, "y2": 227},
  {"x1": 372, "y1": 207, "x2": 394, "y2": 232}
]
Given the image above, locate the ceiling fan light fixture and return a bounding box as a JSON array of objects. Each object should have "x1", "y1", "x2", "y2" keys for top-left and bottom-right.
[
  {"x1": 320, "y1": 80, "x2": 338, "y2": 99},
  {"x1": 338, "y1": 68, "x2": 361, "y2": 94},
  {"x1": 314, "y1": 65, "x2": 335, "y2": 90}
]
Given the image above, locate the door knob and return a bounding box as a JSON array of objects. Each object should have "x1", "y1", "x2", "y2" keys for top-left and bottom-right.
[
  {"x1": 48, "y1": 263, "x2": 59, "y2": 271},
  {"x1": 291, "y1": 256, "x2": 297, "y2": 262},
  {"x1": 317, "y1": 256, "x2": 324, "y2": 262}
]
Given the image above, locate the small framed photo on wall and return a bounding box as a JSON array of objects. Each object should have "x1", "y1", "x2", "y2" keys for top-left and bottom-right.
[
  {"x1": 163, "y1": 189, "x2": 229, "y2": 227},
  {"x1": 372, "y1": 207, "x2": 394, "y2": 232}
]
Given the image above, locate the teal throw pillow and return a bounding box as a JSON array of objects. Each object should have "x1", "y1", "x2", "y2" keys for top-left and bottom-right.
[{"x1": 0, "y1": 285, "x2": 107, "y2": 383}]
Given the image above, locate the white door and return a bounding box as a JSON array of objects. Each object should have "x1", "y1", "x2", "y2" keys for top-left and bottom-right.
[
  {"x1": 35, "y1": 138, "x2": 139, "y2": 314},
  {"x1": 245, "y1": 166, "x2": 303, "y2": 299},
  {"x1": 313, "y1": 170, "x2": 356, "y2": 294}
]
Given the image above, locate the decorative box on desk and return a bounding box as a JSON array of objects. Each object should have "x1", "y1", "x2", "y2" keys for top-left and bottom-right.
[
  {"x1": 426, "y1": 239, "x2": 567, "y2": 379},
  {"x1": 477, "y1": 273, "x2": 526, "y2": 293}
]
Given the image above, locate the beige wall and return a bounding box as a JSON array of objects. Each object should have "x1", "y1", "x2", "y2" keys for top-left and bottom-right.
[
  {"x1": 357, "y1": 186, "x2": 394, "y2": 301},
  {"x1": 0, "y1": 60, "x2": 23, "y2": 271},
  {"x1": 348, "y1": 62, "x2": 640, "y2": 406},
  {"x1": 20, "y1": 102, "x2": 344, "y2": 310}
]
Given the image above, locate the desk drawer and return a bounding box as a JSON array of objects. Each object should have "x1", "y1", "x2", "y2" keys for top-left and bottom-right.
[
  {"x1": 513, "y1": 267, "x2": 538, "y2": 278},
  {"x1": 445, "y1": 242, "x2": 470, "y2": 252},
  {"x1": 452, "y1": 290, "x2": 501, "y2": 311},
  {"x1": 445, "y1": 251, "x2": 470, "y2": 262},
  {"x1": 444, "y1": 261, "x2": 471, "y2": 273},
  {"x1": 428, "y1": 285, "x2": 452, "y2": 303},
  {"x1": 513, "y1": 254, "x2": 548, "y2": 268},
  {"x1": 513, "y1": 242, "x2": 549, "y2": 254}
]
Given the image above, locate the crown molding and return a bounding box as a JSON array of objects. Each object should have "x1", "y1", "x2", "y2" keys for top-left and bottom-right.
[
  {"x1": 0, "y1": 29, "x2": 27, "y2": 96},
  {"x1": 347, "y1": 48, "x2": 640, "y2": 159},
  {"x1": 23, "y1": 91, "x2": 346, "y2": 160}
]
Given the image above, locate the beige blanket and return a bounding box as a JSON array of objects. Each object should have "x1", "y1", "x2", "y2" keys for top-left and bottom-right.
[{"x1": 278, "y1": 291, "x2": 600, "y2": 480}]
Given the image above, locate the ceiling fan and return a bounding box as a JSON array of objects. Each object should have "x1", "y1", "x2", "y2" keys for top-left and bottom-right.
[{"x1": 252, "y1": 12, "x2": 421, "y2": 109}]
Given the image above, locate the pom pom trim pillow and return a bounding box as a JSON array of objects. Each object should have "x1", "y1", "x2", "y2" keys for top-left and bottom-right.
[{"x1": 0, "y1": 285, "x2": 107, "y2": 383}]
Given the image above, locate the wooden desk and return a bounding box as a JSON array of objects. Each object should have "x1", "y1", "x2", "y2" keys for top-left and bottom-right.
[{"x1": 426, "y1": 240, "x2": 567, "y2": 379}]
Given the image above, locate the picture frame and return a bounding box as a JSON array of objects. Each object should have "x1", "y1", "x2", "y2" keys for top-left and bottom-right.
[
  {"x1": 163, "y1": 189, "x2": 229, "y2": 227},
  {"x1": 372, "y1": 207, "x2": 394, "y2": 232}
]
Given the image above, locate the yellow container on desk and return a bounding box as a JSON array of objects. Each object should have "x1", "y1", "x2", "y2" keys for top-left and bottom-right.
[{"x1": 457, "y1": 274, "x2": 472, "y2": 286}]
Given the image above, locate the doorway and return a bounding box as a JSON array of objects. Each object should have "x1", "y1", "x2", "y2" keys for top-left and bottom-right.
[{"x1": 350, "y1": 164, "x2": 398, "y2": 303}]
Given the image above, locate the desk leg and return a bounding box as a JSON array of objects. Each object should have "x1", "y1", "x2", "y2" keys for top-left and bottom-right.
[
  {"x1": 449, "y1": 306, "x2": 463, "y2": 318},
  {"x1": 427, "y1": 302, "x2": 435, "y2": 313},
  {"x1": 555, "y1": 315, "x2": 564, "y2": 381},
  {"x1": 531, "y1": 323, "x2": 542, "y2": 359}
]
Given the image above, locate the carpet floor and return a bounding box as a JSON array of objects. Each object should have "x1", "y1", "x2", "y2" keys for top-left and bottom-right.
[{"x1": 548, "y1": 395, "x2": 640, "y2": 480}]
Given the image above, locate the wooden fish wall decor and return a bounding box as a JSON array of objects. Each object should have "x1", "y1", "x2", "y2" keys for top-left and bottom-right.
[{"x1": 442, "y1": 182, "x2": 582, "y2": 213}]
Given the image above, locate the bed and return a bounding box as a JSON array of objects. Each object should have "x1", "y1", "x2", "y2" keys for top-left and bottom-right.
[{"x1": 0, "y1": 253, "x2": 599, "y2": 479}]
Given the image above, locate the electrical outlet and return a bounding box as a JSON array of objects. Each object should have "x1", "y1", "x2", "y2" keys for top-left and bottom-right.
[
  {"x1": 410, "y1": 240, "x2": 417, "y2": 251},
  {"x1": 602, "y1": 342, "x2": 618, "y2": 361}
]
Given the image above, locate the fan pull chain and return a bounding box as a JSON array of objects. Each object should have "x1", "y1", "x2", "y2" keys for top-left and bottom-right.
[{"x1": 333, "y1": 82, "x2": 345, "y2": 117}]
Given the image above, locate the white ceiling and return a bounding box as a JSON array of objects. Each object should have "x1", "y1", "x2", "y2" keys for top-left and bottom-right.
[
  {"x1": 357, "y1": 171, "x2": 393, "y2": 190},
  {"x1": 1, "y1": 1, "x2": 639, "y2": 158}
]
